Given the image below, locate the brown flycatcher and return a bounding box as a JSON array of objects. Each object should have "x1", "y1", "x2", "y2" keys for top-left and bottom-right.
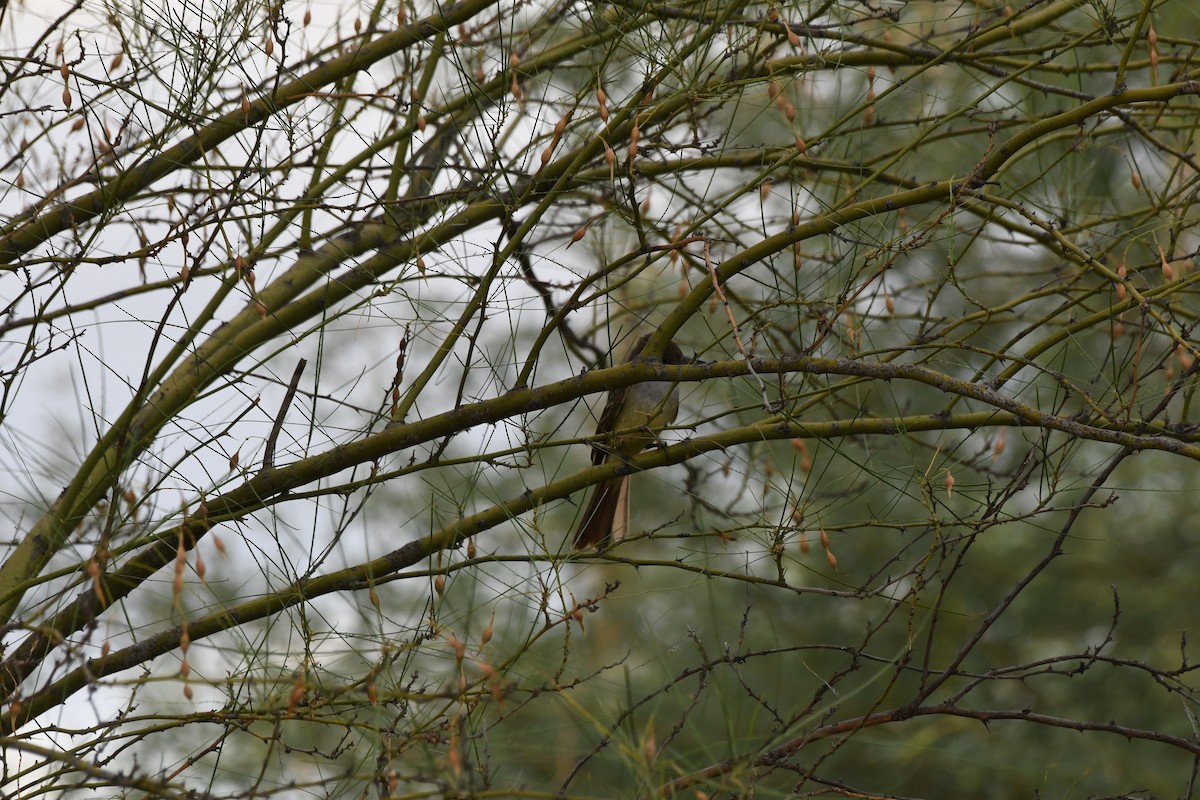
[{"x1": 572, "y1": 333, "x2": 685, "y2": 549}]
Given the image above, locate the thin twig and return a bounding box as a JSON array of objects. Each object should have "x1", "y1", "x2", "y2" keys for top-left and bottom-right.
[{"x1": 262, "y1": 358, "x2": 307, "y2": 471}]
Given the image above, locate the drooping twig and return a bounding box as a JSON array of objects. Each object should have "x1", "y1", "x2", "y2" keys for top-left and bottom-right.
[{"x1": 262, "y1": 358, "x2": 307, "y2": 471}]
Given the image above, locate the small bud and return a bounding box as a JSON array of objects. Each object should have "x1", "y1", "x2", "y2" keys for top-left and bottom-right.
[
  {"x1": 825, "y1": 548, "x2": 838, "y2": 570},
  {"x1": 554, "y1": 112, "x2": 570, "y2": 138},
  {"x1": 288, "y1": 677, "x2": 305, "y2": 715},
  {"x1": 447, "y1": 632, "x2": 465, "y2": 662},
  {"x1": 1178, "y1": 344, "x2": 1196, "y2": 371}
]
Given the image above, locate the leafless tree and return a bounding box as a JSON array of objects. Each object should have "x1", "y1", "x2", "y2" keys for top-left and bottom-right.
[{"x1": 3, "y1": 0, "x2": 1200, "y2": 796}]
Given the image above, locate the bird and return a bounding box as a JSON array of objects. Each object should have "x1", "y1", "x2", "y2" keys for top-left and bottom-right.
[{"x1": 572, "y1": 333, "x2": 685, "y2": 549}]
